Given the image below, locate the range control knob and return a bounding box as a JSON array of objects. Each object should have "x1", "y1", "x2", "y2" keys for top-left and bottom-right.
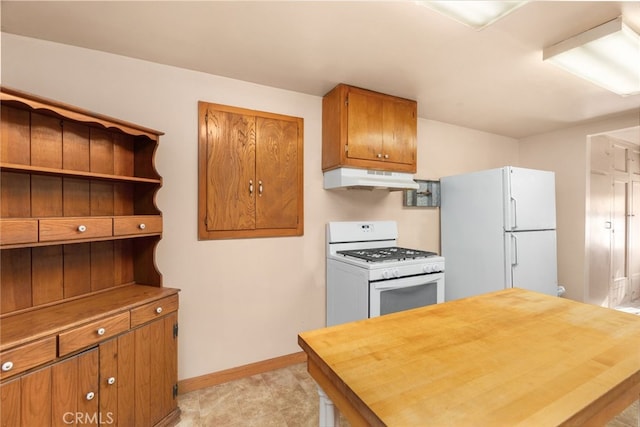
[
  {"x1": 393, "y1": 269, "x2": 400, "y2": 278},
  {"x1": 382, "y1": 270, "x2": 391, "y2": 279},
  {"x1": 423, "y1": 264, "x2": 437, "y2": 273}
]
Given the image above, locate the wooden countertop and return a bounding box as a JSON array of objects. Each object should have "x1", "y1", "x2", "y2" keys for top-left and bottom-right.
[
  {"x1": 1, "y1": 284, "x2": 179, "y2": 351},
  {"x1": 298, "y1": 288, "x2": 640, "y2": 426}
]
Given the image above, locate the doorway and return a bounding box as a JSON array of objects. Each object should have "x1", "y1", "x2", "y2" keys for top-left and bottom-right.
[{"x1": 587, "y1": 127, "x2": 640, "y2": 310}]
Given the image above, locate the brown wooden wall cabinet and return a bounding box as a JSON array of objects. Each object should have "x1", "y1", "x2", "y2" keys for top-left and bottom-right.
[
  {"x1": 322, "y1": 83, "x2": 417, "y2": 173},
  {"x1": 198, "y1": 102, "x2": 304, "y2": 240},
  {"x1": 0, "y1": 87, "x2": 180, "y2": 426}
]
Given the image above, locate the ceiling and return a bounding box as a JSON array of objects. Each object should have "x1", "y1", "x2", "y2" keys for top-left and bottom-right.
[{"x1": 2, "y1": 1, "x2": 639, "y2": 143}]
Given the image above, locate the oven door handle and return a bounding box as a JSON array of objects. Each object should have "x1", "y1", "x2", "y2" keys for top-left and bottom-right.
[{"x1": 372, "y1": 274, "x2": 442, "y2": 290}]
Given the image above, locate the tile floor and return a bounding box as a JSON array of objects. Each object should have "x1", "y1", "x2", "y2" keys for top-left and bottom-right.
[{"x1": 177, "y1": 363, "x2": 638, "y2": 427}]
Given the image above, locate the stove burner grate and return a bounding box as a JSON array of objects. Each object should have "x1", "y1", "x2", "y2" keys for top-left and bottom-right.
[{"x1": 337, "y1": 247, "x2": 437, "y2": 263}]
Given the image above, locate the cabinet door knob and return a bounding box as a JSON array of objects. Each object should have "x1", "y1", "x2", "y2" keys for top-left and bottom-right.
[
  {"x1": 1, "y1": 361, "x2": 13, "y2": 372},
  {"x1": 249, "y1": 180, "x2": 253, "y2": 194},
  {"x1": 86, "y1": 391, "x2": 95, "y2": 401},
  {"x1": 138, "y1": 223, "x2": 146, "y2": 230},
  {"x1": 77, "y1": 225, "x2": 87, "y2": 232},
  {"x1": 377, "y1": 153, "x2": 382, "y2": 158},
  {"x1": 258, "y1": 180, "x2": 263, "y2": 196},
  {"x1": 156, "y1": 307, "x2": 163, "y2": 314},
  {"x1": 107, "y1": 377, "x2": 116, "y2": 385},
  {"x1": 97, "y1": 327, "x2": 106, "y2": 336},
  {"x1": 384, "y1": 154, "x2": 389, "y2": 159}
]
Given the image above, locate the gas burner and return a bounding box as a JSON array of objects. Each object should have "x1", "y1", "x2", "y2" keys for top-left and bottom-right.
[{"x1": 337, "y1": 247, "x2": 437, "y2": 263}]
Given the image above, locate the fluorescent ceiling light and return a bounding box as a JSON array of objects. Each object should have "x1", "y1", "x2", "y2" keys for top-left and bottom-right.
[
  {"x1": 419, "y1": 1, "x2": 529, "y2": 29},
  {"x1": 543, "y1": 17, "x2": 640, "y2": 96}
]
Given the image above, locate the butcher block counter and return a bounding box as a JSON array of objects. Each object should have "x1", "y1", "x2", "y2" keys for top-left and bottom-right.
[{"x1": 298, "y1": 288, "x2": 640, "y2": 426}]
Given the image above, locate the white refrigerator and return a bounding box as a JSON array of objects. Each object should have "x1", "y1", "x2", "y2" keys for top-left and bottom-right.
[{"x1": 440, "y1": 166, "x2": 558, "y2": 301}]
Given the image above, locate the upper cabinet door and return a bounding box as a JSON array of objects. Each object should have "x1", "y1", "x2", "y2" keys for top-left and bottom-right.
[
  {"x1": 202, "y1": 107, "x2": 256, "y2": 232},
  {"x1": 382, "y1": 98, "x2": 417, "y2": 166},
  {"x1": 198, "y1": 102, "x2": 304, "y2": 239},
  {"x1": 347, "y1": 90, "x2": 384, "y2": 162},
  {"x1": 255, "y1": 117, "x2": 300, "y2": 230}
]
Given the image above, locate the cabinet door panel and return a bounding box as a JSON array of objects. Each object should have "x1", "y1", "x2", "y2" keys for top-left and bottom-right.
[
  {"x1": 347, "y1": 90, "x2": 383, "y2": 161},
  {"x1": 133, "y1": 314, "x2": 177, "y2": 425},
  {"x1": 383, "y1": 99, "x2": 416, "y2": 165},
  {"x1": 134, "y1": 323, "x2": 151, "y2": 426},
  {"x1": 100, "y1": 333, "x2": 134, "y2": 427},
  {"x1": 0, "y1": 377, "x2": 21, "y2": 426},
  {"x1": 256, "y1": 117, "x2": 299, "y2": 229},
  {"x1": 77, "y1": 349, "x2": 99, "y2": 427},
  {"x1": 163, "y1": 313, "x2": 178, "y2": 418},
  {"x1": 204, "y1": 109, "x2": 256, "y2": 231},
  {"x1": 51, "y1": 352, "x2": 79, "y2": 427},
  {"x1": 21, "y1": 366, "x2": 52, "y2": 426},
  {"x1": 116, "y1": 332, "x2": 135, "y2": 427}
]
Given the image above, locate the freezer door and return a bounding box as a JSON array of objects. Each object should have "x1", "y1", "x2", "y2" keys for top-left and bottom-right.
[
  {"x1": 505, "y1": 230, "x2": 558, "y2": 296},
  {"x1": 504, "y1": 167, "x2": 556, "y2": 231}
]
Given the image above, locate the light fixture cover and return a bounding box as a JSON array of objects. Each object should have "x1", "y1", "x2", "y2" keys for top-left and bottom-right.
[
  {"x1": 543, "y1": 17, "x2": 640, "y2": 96},
  {"x1": 419, "y1": 1, "x2": 529, "y2": 29}
]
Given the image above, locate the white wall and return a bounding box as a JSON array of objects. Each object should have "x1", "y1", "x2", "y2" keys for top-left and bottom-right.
[
  {"x1": 519, "y1": 113, "x2": 640, "y2": 302},
  {"x1": 1, "y1": 33, "x2": 519, "y2": 381}
]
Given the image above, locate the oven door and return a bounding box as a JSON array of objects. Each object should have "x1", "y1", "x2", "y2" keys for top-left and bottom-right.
[{"x1": 369, "y1": 273, "x2": 444, "y2": 317}]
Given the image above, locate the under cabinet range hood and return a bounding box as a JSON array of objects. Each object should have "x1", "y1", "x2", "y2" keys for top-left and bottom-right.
[{"x1": 323, "y1": 167, "x2": 419, "y2": 191}]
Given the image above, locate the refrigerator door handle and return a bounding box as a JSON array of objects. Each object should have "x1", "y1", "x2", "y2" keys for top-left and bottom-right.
[
  {"x1": 511, "y1": 234, "x2": 519, "y2": 266},
  {"x1": 510, "y1": 196, "x2": 518, "y2": 229}
]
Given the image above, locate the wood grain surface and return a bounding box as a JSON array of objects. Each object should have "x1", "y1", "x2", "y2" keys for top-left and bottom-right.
[{"x1": 299, "y1": 288, "x2": 640, "y2": 426}]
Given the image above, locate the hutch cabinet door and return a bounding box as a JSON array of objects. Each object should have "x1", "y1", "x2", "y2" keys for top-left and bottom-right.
[
  {"x1": 133, "y1": 312, "x2": 178, "y2": 426},
  {"x1": 99, "y1": 332, "x2": 135, "y2": 426},
  {"x1": 51, "y1": 348, "x2": 99, "y2": 427},
  {"x1": 15, "y1": 366, "x2": 52, "y2": 426}
]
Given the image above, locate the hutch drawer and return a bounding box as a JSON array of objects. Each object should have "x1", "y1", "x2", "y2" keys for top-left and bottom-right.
[
  {"x1": 0, "y1": 336, "x2": 57, "y2": 380},
  {"x1": 58, "y1": 311, "x2": 130, "y2": 356},
  {"x1": 131, "y1": 294, "x2": 179, "y2": 327},
  {"x1": 0, "y1": 219, "x2": 38, "y2": 245},
  {"x1": 113, "y1": 215, "x2": 162, "y2": 236},
  {"x1": 39, "y1": 217, "x2": 113, "y2": 242}
]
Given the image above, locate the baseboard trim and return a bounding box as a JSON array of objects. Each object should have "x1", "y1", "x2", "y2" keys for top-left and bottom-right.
[{"x1": 177, "y1": 351, "x2": 307, "y2": 395}]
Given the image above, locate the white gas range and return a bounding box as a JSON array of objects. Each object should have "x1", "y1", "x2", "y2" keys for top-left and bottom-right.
[{"x1": 326, "y1": 221, "x2": 445, "y2": 326}]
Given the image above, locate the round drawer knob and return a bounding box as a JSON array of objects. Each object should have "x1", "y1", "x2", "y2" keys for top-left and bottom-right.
[
  {"x1": 86, "y1": 391, "x2": 95, "y2": 401},
  {"x1": 1, "y1": 361, "x2": 13, "y2": 372},
  {"x1": 138, "y1": 223, "x2": 146, "y2": 230},
  {"x1": 156, "y1": 307, "x2": 163, "y2": 314},
  {"x1": 384, "y1": 154, "x2": 389, "y2": 159},
  {"x1": 97, "y1": 327, "x2": 106, "y2": 336},
  {"x1": 77, "y1": 225, "x2": 87, "y2": 233},
  {"x1": 377, "y1": 153, "x2": 382, "y2": 158},
  {"x1": 107, "y1": 377, "x2": 116, "y2": 385}
]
